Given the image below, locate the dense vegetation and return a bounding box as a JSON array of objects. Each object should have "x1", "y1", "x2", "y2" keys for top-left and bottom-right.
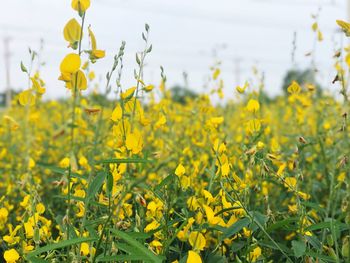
[{"x1": 0, "y1": 1, "x2": 350, "y2": 262}]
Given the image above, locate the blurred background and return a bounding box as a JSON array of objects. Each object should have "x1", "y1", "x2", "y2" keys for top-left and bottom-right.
[{"x1": 0, "y1": 0, "x2": 348, "y2": 102}]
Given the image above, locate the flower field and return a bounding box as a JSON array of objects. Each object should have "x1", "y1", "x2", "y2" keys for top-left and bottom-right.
[{"x1": 1, "y1": 1, "x2": 350, "y2": 263}]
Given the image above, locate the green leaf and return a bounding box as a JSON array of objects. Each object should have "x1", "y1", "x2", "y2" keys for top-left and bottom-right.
[
  {"x1": 97, "y1": 254, "x2": 150, "y2": 262},
  {"x1": 109, "y1": 229, "x2": 164, "y2": 263},
  {"x1": 115, "y1": 242, "x2": 141, "y2": 254},
  {"x1": 206, "y1": 253, "x2": 226, "y2": 263},
  {"x1": 106, "y1": 171, "x2": 113, "y2": 196},
  {"x1": 259, "y1": 241, "x2": 292, "y2": 254},
  {"x1": 55, "y1": 195, "x2": 107, "y2": 208},
  {"x1": 221, "y1": 217, "x2": 250, "y2": 240},
  {"x1": 28, "y1": 257, "x2": 49, "y2": 263},
  {"x1": 154, "y1": 174, "x2": 175, "y2": 192},
  {"x1": 214, "y1": 206, "x2": 244, "y2": 217},
  {"x1": 37, "y1": 163, "x2": 85, "y2": 180},
  {"x1": 26, "y1": 237, "x2": 96, "y2": 258},
  {"x1": 301, "y1": 201, "x2": 326, "y2": 213},
  {"x1": 20, "y1": 61, "x2": 28, "y2": 73},
  {"x1": 292, "y1": 240, "x2": 306, "y2": 258},
  {"x1": 341, "y1": 237, "x2": 349, "y2": 258},
  {"x1": 305, "y1": 220, "x2": 350, "y2": 232},
  {"x1": 84, "y1": 217, "x2": 109, "y2": 227},
  {"x1": 250, "y1": 211, "x2": 268, "y2": 231},
  {"x1": 87, "y1": 171, "x2": 106, "y2": 200},
  {"x1": 305, "y1": 235, "x2": 322, "y2": 250},
  {"x1": 99, "y1": 158, "x2": 152, "y2": 164},
  {"x1": 136, "y1": 53, "x2": 141, "y2": 65},
  {"x1": 304, "y1": 251, "x2": 337, "y2": 262},
  {"x1": 127, "y1": 232, "x2": 153, "y2": 240},
  {"x1": 305, "y1": 221, "x2": 332, "y2": 232},
  {"x1": 267, "y1": 217, "x2": 299, "y2": 232},
  {"x1": 231, "y1": 241, "x2": 245, "y2": 252}
]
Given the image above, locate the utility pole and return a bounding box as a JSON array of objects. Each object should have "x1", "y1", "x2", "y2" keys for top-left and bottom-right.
[
  {"x1": 3, "y1": 37, "x2": 12, "y2": 108},
  {"x1": 233, "y1": 57, "x2": 242, "y2": 86}
]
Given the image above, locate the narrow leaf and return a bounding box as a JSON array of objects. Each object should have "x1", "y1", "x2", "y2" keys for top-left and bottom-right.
[
  {"x1": 221, "y1": 217, "x2": 250, "y2": 240},
  {"x1": 27, "y1": 237, "x2": 96, "y2": 258},
  {"x1": 109, "y1": 229, "x2": 164, "y2": 263}
]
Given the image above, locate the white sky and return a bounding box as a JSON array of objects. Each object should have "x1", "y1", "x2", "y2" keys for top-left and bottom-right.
[{"x1": 0, "y1": 0, "x2": 348, "y2": 100}]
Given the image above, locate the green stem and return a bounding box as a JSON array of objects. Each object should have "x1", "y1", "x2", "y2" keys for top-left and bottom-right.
[
  {"x1": 221, "y1": 180, "x2": 293, "y2": 263},
  {"x1": 66, "y1": 11, "x2": 86, "y2": 240}
]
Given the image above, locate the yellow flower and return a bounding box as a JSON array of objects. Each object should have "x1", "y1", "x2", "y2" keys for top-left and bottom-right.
[
  {"x1": 221, "y1": 162, "x2": 230, "y2": 176},
  {"x1": 336, "y1": 20, "x2": 350, "y2": 37},
  {"x1": 175, "y1": 164, "x2": 186, "y2": 177},
  {"x1": 80, "y1": 242, "x2": 90, "y2": 256},
  {"x1": 71, "y1": 0, "x2": 90, "y2": 12},
  {"x1": 88, "y1": 71, "x2": 95, "y2": 81},
  {"x1": 4, "y1": 249, "x2": 20, "y2": 263},
  {"x1": 125, "y1": 130, "x2": 143, "y2": 154},
  {"x1": 297, "y1": 191, "x2": 310, "y2": 200},
  {"x1": 213, "y1": 68, "x2": 220, "y2": 80},
  {"x1": 111, "y1": 104, "x2": 123, "y2": 122},
  {"x1": 77, "y1": 202, "x2": 85, "y2": 218},
  {"x1": 23, "y1": 242, "x2": 35, "y2": 253},
  {"x1": 3, "y1": 225, "x2": 21, "y2": 245},
  {"x1": 121, "y1": 87, "x2": 136, "y2": 100},
  {"x1": 28, "y1": 158, "x2": 36, "y2": 169},
  {"x1": 79, "y1": 156, "x2": 88, "y2": 167},
  {"x1": 208, "y1": 116, "x2": 224, "y2": 128},
  {"x1": 276, "y1": 163, "x2": 287, "y2": 177},
  {"x1": 144, "y1": 85, "x2": 154, "y2": 92},
  {"x1": 243, "y1": 227, "x2": 252, "y2": 237},
  {"x1": 246, "y1": 119, "x2": 261, "y2": 133},
  {"x1": 63, "y1": 18, "x2": 82, "y2": 47},
  {"x1": 246, "y1": 99, "x2": 260, "y2": 113},
  {"x1": 18, "y1": 89, "x2": 36, "y2": 106},
  {"x1": 59, "y1": 157, "x2": 70, "y2": 168},
  {"x1": 337, "y1": 172, "x2": 346, "y2": 183},
  {"x1": 91, "y1": 49, "x2": 106, "y2": 59},
  {"x1": 36, "y1": 203, "x2": 45, "y2": 214},
  {"x1": 248, "y1": 246, "x2": 261, "y2": 262},
  {"x1": 24, "y1": 222, "x2": 34, "y2": 238},
  {"x1": 177, "y1": 217, "x2": 195, "y2": 241},
  {"x1": 287, "y1": 81, "x2": 301, "y2": 94},
  {"x1": 155, "y1": 114, "x2": 167, "y2": 128},
  {"x1": 150, "y1": 240, "x2": 163, "y2": 254},
  {"x1": 180, "y1": 176, "x2": 191, "y2": 189},
  {"x1": 60, "y1": 53, "x2": 81, "y2": 74},
  {"x1": 66, "y1": 70, "x2": 87, "y2": 90},
  {"x1": 187, "y1": 250, "x2": 202, "y2": 263},
  {"x1": 144, "y1": 220, "x2": 160, "y2": 232},
  {"x1": 284, "y1": 177, "x2": 297, "y2": 190},
  {"x1": 20, "y1": 195, "x2": 30, "y2": 207},
  {"x1": 201, "y1": 190, "x2": 214, "y2": 204},
  {"x1": 74, "y1": 189, "x2": 86, "y2": 198},
  {"x1": 203, "y1": 205, "x2": 224, "y2": 226},
  {"x1": 189, "y1": 231, "x2": 206, "y2": 251},
  {"x1": 236, "y1": 81, "x2": 248, "y2": 94},
  {"x1": 288, "y1": 204, "x2": 298, "y2": 213},
  {"x1": 88, "y1": 26, "x2": 105, "y2": 60},
  {"x1": 31, "y1": 77, "x2": 46, "y2": 95}
]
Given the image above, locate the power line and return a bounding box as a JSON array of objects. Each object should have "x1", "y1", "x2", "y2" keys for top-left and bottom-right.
[
  {"x1": 97, "y1": 0, "x2": 342, "y2": 32},
  {"x1": 252, "y1": 0, "x2": 343, "y2": 7}
]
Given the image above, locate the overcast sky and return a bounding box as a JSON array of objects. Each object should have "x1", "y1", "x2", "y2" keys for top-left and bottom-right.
[{"x1": 0, "y1": 0, "x2": 347, "y2": 100}]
